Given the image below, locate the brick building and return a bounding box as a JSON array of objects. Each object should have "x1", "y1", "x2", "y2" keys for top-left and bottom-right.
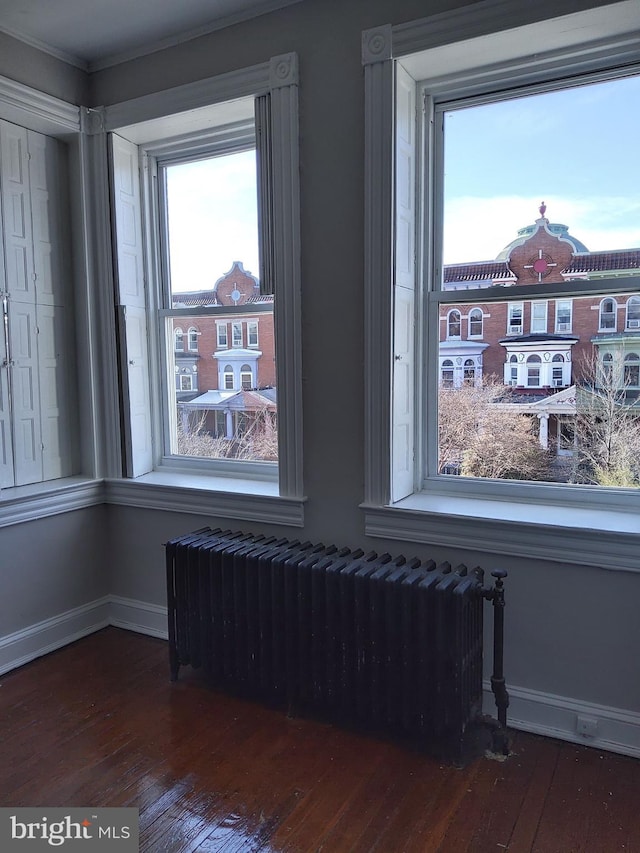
[
  {"x1": 172, "y1": 261, "x2": 276, "y2": 440},
  {"x1": 440, "y1": 203, "x2": 640, "y2": 453}
]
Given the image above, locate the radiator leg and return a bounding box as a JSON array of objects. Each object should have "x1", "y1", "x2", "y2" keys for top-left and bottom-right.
[{"x1": 490, "y1": 570, "x2": 509, "y2": 754}]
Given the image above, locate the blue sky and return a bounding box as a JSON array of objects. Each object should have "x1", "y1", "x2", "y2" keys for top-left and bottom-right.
[{"x1": 443, "y1": 72, "x2": 640, "y2": 263}]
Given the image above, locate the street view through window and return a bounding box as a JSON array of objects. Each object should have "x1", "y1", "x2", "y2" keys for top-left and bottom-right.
[
  {"x1": 164, "y1": 148, "x2": 277, "y2": 464},
  {"x1": 438, "y1": 72, "x2": 640, "y2": 486}
]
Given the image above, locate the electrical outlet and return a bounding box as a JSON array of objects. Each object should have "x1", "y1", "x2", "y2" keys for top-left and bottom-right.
[{"x1": 576, "y1": 715, "x2": 598, "y2": 738}]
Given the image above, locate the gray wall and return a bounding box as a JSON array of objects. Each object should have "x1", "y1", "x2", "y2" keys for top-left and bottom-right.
[
  {"x1": 0, "y1": 31, "x2": 88, "y2": 105},
  {"x1": 0, "y1": 506, "x2": 109, "y2": 635}
]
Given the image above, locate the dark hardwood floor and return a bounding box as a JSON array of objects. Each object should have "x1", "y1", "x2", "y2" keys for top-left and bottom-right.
[{"x1": 1, "y1": 627, "x2": 639, "y2": 852}]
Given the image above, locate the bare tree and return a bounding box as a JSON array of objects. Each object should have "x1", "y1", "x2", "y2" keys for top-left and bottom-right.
[
  {"x1": 177, "y1": 408, "x2": 278, "y2": 462},
  {"x1": 572, "y1": 351, "x2": 640, "y2": 486},
  {"x1": 438, "y1": 376, "x2": 552, "y2": 481}
]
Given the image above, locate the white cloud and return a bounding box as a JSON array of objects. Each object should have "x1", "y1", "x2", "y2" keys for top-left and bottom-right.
[{"x1": 443, "y1": 195, "x2": 640, "y2": 264}]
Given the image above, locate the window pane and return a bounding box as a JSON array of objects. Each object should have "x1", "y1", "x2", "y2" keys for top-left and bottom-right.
[
  {"x1": 437, "y1": 294, "x2": 640, "y2": 485},
  {"x1": 436, "y1": 73, "x2": 640, "y2": 487},
  {"x1": 162, "y1": 150, "x2": 277, "y2": 463}
]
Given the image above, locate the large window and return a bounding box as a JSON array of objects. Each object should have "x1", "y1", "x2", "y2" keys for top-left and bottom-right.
[
  {"x1": 364, "y1": 1, "x2": 640, "y2": 526},
  {"x1": 109, "y1": 55, "x2": 303, "y2": 503}
]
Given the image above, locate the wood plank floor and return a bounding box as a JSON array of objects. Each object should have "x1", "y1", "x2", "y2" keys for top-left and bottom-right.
[{"x1": 1, "y1": 627, "x2": 639, "y2": 852}]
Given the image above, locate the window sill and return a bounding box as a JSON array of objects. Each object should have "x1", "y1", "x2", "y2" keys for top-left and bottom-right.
[
  {"x1": 0, "y1": 477, "x2": 104, "y2": 528},
  {"x1": 363, "y1": 492, "x2": 640, "y2": 572},
  {"x1": 104, "y1": 471, "x2": 305, "y2": 527}
]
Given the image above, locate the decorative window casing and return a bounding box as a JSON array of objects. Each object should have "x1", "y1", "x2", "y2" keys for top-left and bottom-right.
[
  {"x1": 362, "y1": 1, "x2": 640, "y2": 566},
  {"x1": 105, "y1": 52, "x2": 304, "y2": 506}
]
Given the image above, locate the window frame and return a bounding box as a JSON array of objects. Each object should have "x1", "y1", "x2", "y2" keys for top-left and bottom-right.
[
  {"x1": 103, "y1": 54, "x2": 304, "y2": 520},
  {"x1": 362, "y1": 2, "x2": 640, "y2": 569}
]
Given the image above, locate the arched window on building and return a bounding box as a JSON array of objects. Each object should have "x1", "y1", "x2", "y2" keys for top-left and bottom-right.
[
  {"x1": 552, "y1": 353, "x2": 565, "y2": 387},
  {"x1": 240, "y1": 364, "x2": 253, "y2": 390},
  {"x1": 526, "y1": 354, "x2": 541, "y2": 387},
  {"x1": 508, "y1": 354, "x2": 518, "y2": 386},
  {"x1": 600, "y1": 352, "x2": 613, "y2": 386},
  {"x1": 223, "y1": 364, "x2": 234, "y2": 390},
  {"x1": 599, "y1": 298, "x2": 617, "y2": 331},
  {"x1": 624, "y1": 353, "x2": 640, "y2": 387},
  {"x1": 463, "y1": 358, "x2": 475, "y2": 384},
  {"x1": 174, "y1": 327, "x2": 184, "y2": 351},
  {"x1": 468, "y1": 308, "x2": 483, "y2": 338},
  {"x1": 626, "y1": 296, "x2": 640, "y2": 330},
  {"x1": 441, "y1": 359, "x2": 454, "y2": 388},
  {"x1": 447, "y1": 310, "x2": 461, "y2": 339},
  {"x1": 188, "y1": 327, "x2": 199, "y2": 351}
]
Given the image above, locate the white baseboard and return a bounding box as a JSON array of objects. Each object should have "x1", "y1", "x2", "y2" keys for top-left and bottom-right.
[
  {"x1": 109, "y1": 595, "x2": 168, "y2": 640},
  {"x1": 0, "y1": 597, "x2": 110, "y2": 676},
  {"x1": 484, "y1": 681, "x2": 640, "y2": 759}
]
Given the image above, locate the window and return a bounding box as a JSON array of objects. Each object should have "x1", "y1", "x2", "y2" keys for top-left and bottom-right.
[
  {"x1": 507, "y1": 304, "x2": 523, "y2": 335},
  {"x1": 556, "y1": 300, "x2": 572, "y2": 332},
  {"x1": 601, "y1": 352, "x2": 614, "y2": 385},
  {"x1": 624, "y1": 353, "x2": 640, "y2": 387},
  {"x1": 174, "y1": 328, "x2": 184, "y2": 351},
  {"x1": 188, "y1": 327, "x2": 199, "y2": 351},
  {"x1": 108, "y1": 54, "x2": 303, "y2": 504},
  {"x1": 364, "y1": 1, "x2": 640, "y2": 539},
  {"x1": 552, "y1": 354, "x2": 565, "y2": 387},
  {"x1": 241, "y1": 365, "x2": 253, "y2": 390},
  {"x1": 599, "y1": 298, "x2": 617, "y2": 331},
  {"x1": 180, "y1": 374, "x2": 193, "y2": 391},
  {"x1": 441, "y1": 359, "x2": 454, "y2": 388},
  {"x1": 626, "y1": 297, "x2": 640, "y2": 330},
  {"x1": 530, "y1": 302, "x2": 547, "y2": 334},
  {"x1": 447, "y1": 309, "x2": 461, "y2": 339},
  {"x1": 247, "y1": 321, "x2": 259, "y2": 347},
  {"x1": 463, "y1": 358, "x2": 475, "y2": 384},
  {"x1": 468, "y1": 308, "x2": 483, "y2": 338},
  {"x1": 526, "y1": 355, "x2": 541, "y2": 387}
]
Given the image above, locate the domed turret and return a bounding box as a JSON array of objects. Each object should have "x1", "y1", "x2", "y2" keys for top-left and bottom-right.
[{"x1": 496, "y1": 202, "x2": 589, "y2": 260}]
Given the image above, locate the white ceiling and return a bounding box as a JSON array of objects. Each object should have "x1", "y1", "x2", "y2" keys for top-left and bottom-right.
[{"x1": 0, "y1": 0, "x2": 303, "y2": 70}]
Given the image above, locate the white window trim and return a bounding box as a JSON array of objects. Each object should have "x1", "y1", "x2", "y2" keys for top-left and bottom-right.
[
  {"x1": 530, "y1": 301, "x2": 548, "y2": 334},
  {"x1": 94, "y1": 55, "x2": 304, "y2": 517},
  {"x1": 362, "y1": 0, "x2": 640, "y2": 570},
  {"x1": 0, "y1": 75, "x2": 111, "y2": 525}
]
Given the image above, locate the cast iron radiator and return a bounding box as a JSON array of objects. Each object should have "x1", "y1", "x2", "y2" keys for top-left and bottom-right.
[{"x1": 165, "y1": 527, "x2": 509, "y2": 765}]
